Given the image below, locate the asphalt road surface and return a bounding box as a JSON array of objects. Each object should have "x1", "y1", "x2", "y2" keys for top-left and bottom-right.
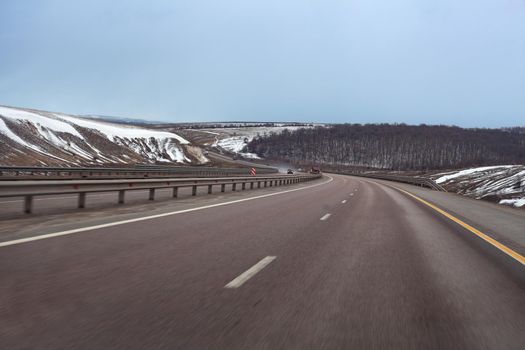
[{"x1": 1, "y1": 174, "x2": 524, "y2": 349}]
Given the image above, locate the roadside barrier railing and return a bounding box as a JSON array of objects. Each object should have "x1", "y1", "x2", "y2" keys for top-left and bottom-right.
[
  {"x1": 0, "y1": 174, "x2": 322, "y2": 214},
  {"x1": 327, "y1": 171, "x2": 447, "y2": 192},
  {"x1": 0, "y1": 165, "x2": 278, "y2": 180}
]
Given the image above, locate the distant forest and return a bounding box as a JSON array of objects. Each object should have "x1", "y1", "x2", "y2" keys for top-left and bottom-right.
[{"x1": 246, "y1": 124, "x2": 525, "y2": 170}]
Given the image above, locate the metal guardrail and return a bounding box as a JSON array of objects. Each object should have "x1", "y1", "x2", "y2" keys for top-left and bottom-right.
[
  {"x1": 0, "y1": 165, "x2": 278, "y2": 180},
  {"x1": 328, "y1": 171, "x2": 447, "y2": 192},
  {"x1": 0, "y1": 174, "x2": 321, "y2": 214}
]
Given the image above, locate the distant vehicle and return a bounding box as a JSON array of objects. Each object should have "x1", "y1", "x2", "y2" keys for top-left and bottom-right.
[
  {"x1": 310, "y1": 166, "x2": 321, "y2": 174},
  {"x1": 287, "y1": 169, "x2": 294, "y2": 174}
]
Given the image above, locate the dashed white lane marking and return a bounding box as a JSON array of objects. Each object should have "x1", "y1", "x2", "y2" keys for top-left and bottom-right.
[
  {"x1": 354, "y1": 189, "x2": 358, "y2": 191},
  {"x1": 320, "y1": 213, "x2": 332, "y2": 221},
  {"x1": 350, "y1": 193, "x2": 354, "y2": 196},
  {"x1": 341, "y1": 200, "x2": 347, "y2": 204},
  {"x1": 0, "y1": 176, "x2": 334, "y2": 248},
  {"x1": 225, "y1": 256, "x2": 276, "y2": 288}
]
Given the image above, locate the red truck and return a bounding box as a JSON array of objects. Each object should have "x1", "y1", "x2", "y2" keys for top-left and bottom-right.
[{"x1": 310, "y1": 166, "x2": 321, "y2": 174}]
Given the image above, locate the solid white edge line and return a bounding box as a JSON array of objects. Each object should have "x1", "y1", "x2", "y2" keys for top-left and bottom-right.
[
  {"x1": 224, "y1": 256, "x2": 276, "y2": 288},
  {"x1": 320, "y1": 213, "x2": 332, "y2": 221},
  {"x1": 0, "y1": 176, "x2": 334, "y2": 248}
]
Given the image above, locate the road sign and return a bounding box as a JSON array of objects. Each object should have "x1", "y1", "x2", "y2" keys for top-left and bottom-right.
[{"x1": 250, "y1": 168, "x2": 256, "y2": 176}]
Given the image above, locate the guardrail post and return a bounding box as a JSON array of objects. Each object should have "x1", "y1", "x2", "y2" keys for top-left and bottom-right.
[
  {"x1": 250, "y1": 182, "x2": 254, "y2": 189},
  {"x1": 192, "y1": 185, "x2": 197, "y2": 196},
  {"x1": 24, "y1": 195, "x2": 33, "y2": 214},
  {"x1": 264, "y1": 181, "x2": 267, "y2": 187},
  {"x1": 221, "y1": 184, "x2": 226, "y2": 192},
  {"x1": 242, "y1": 183, "x2": 246, "y2": 190},
  {"x1": 257, "y1": 181, "x2": 261, "y2": 188},
  {"x1": 149, "y1": 188, "x2": 155, "y2": 200},
  {"x1": 118, "y1": 190, "x2": 125, "y2": 204},
  {"x1": 78, "y1": 193, "x2": 86, "y2": 208},
  {"x1": 208, "y1": 185, "x2": 213, "y2": 194},
  {"x1": 173, "y1": 187, "x2": 178, "y2": 198},
  {"x1": 232, "y1": 183, "x2": 237, "y2": 191}
]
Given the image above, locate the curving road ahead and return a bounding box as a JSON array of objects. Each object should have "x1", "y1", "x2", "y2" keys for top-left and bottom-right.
[{"x1": 1, "y1": 174, "x2": 524, "y2": 349}]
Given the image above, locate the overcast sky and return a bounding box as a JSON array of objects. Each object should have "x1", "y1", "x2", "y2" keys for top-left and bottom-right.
[{"x1": 1, "y1": 0, "x2": 524, "y2": 126}]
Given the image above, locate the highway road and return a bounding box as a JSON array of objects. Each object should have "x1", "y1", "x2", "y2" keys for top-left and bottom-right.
[{"x1": 1, "y1": 174, "x2": 524, "y2": 349}]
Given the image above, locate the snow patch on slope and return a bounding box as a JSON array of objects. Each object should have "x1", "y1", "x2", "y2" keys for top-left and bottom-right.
[
  {"x1": 435, "y1": 165, "x2": 516, "y2": 184},
  {"x1": 0, "y1": 106, "x2": 83, "y2": 138},
  {"x1": 211, "y1": 126, "x2": 308, "y2": 159},
  {"x1": 499, "y1": 198, "x2": 525, "y2": 208},
  {"x1": 0, "y1": 118, "x2": 35, "y2": 149},
  {"x1": 0, "y1": 105, "x2": 195, "y2": 165},
  {"x1": 55, "y1": 113, "x2": 189, "y2": 144},
  {"x1": 432, "y1": 165, "x2": 525, "y2": 208}
]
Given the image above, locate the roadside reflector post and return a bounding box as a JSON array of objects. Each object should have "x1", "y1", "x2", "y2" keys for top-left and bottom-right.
[
  {"x1": 118, "y1": 190, "x2": 125, "y2": 204},
  {"x1": 192, "y1": 185, "x2": 197, "y2": 196},
  {"x1": 78, "y1": 192, "x2": 86, "y2": 208},
  {"x1": 24, "y1": 195, "x2": 33, "y2": 214},
  {"x1": 208, "y1": 184, "x2": 212, "y2": 194},
  {"x1": 149, "y1": 188, "x2": 155, "y2": 201},
  {"x1": 172, "y1": 187, "x2": 178, "y2": 198}
]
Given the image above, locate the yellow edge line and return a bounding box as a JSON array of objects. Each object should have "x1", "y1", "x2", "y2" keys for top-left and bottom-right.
[{"x1": 394, "y1": 187, "x2": 525, "y2": 266}]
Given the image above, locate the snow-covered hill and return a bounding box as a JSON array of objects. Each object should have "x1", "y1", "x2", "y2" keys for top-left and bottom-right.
[
  {"x1": 194, "y1": 126, "x2": 312, "y2": 159},
  {"x1": 431, "y1": 165, "x2": 525, "y2": 208},
  {"x1": 0, "y1": 105, "x2": 207, "y2": 166}
]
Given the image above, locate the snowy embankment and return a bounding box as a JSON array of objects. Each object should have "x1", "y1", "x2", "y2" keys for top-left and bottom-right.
[
  {"x1": 215, "y1": 136, "x2": 261, "y2": 159},
  {"x1": 431, "y1": 165, "x2": 525, "y2": 208},
  {"x1": 0, "y1": 105, "x2": 205, "y2": 166},
  {"x1": 209, "y1": 126, "x2": 309, "y2": 159}
]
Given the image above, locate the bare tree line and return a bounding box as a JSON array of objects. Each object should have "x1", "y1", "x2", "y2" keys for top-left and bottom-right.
[{"x1": 247, "y1": 124, "x2": 525, "y2": 170}]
